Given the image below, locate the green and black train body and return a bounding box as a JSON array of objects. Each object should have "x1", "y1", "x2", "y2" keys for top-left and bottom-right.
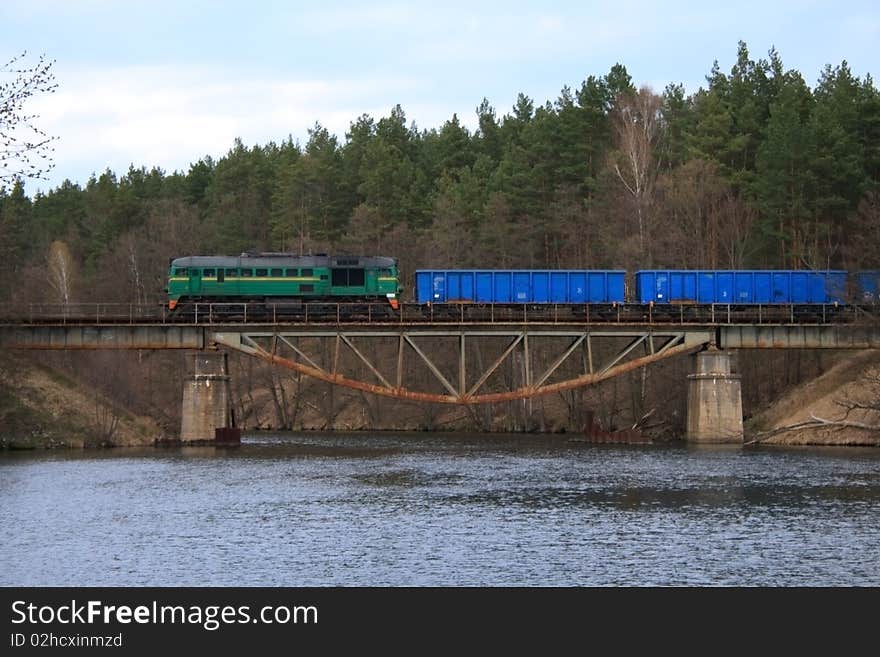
[{"x1": 167, "y1": 253, "x2": 402, "y2": 309}]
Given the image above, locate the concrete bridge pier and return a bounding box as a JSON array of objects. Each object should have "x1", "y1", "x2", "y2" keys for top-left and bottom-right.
[
  {"x1": 686, "y1": 349, "x2": 743, "y2": 443},
  {"x1": 180, "y1": 350, "x2": 239, "y2": 444}
]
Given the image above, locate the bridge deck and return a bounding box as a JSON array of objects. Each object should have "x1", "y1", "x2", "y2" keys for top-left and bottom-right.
[
  {"x1": 1, "y1": 322, "x2": 879, "y2": 350},
  {"x1": 1, "y1": 301, "x2": 878, "y2": 327}
]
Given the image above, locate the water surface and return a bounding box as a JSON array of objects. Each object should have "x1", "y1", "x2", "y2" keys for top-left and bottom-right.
[{"x1": 1, "y1": 432, "x2": 878, "y2": 586}]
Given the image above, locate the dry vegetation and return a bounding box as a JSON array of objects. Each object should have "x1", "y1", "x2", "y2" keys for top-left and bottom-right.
[
  {"x1": 746, "y1": 350, "x2": 880, "y2": 446},
  {"x1": 0, "y1": 351, "x2": 164, "y2": 448}
]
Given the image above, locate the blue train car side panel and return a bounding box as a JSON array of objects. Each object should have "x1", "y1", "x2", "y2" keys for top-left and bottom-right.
[
  {"x1": 495, "y1": 272, "x2": 512, "y2": 302},
  {"x1": 715, "y1": 272, "x2": 733, "y2": 302},
  {"x1": 636, "y1": 270, "x2": 848, "y2": 304},
  {"x1": 754, "y1": 272, "x2": 771, "y2": 303},
  {"x1": 573, "y1": 273, "x2": 589, "y2": 302},
  {"x1": 856, "y1": 271, "x2": 880, "y2": 302},
  {"x1": 824, "y1": 272, "x2": 847, "y2": 303},
  {"x1": 771, "y1": 272, "x2": 789, "y2": 302},
  {"x1": 550, "y1": 273, "x2": 567, "y2": 302},
  {"x1": 669, "y1": 271, "x2": 689, "y2": 302},
  {"x1": 697, "y1": 272, "x2": 714, "y2": 303},
  {"x1": 415, "y1": 270, "x2": 625, "y2": 303},
  {"x1": 606, "y1": 272, "x2": 626, "y2": 303},
  {"x1": 790, "y1": 272, "x2": 808, "y2": 303},
  {"x1": 734, "y1": 272, "x2": 752, "y2": 302},
  {"x1": 416, "y1": 271, "x2": 435, "y2": 303},
  {"x1": 533, "y1": 272, "x2": 550, "y2": 302},
  {"x1": 476, "y1": 272, "x2": 492, "y2": 302},
  {"x1": 636, "y1": 271, "x2": 655, "y2": 303}
]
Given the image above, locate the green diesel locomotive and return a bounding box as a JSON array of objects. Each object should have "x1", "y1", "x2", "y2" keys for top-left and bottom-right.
[{"x1": 167, "y1": 253, "x2": 402, "y2": 311}]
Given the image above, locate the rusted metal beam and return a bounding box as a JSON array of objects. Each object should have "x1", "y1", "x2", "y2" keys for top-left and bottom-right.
[
  {"x1": 533, "y1": 335, "x2": 586, "y2": 388},
  {"x1": 340, "y1": 335, "x2": 392, "y2": 389},
  {"x1": 403, "y1": 335, "x2": 459, "y2": 397},
  {"x1": 211, "y1": 329, "x2": 709, "y2": 404},
  {"x1": 586, "y1": 334, "x2": 593, "y2": 374},
  {"x1": 277, "y1": 335, "x2": 325, "y2": 373},
  {"x1": 598, "y1": 335, "x2": 648, "y2": 375},
  {"x1": 396, "y1": 334, "x2": 404, "y2": 389},
  {"x1": 459, "y1": 334, "x2": 466, "y2": 397},
  {"x1": 466, "y1": 335, "x2": 523, "y2": 398}
]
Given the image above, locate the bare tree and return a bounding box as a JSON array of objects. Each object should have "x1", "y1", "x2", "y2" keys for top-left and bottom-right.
[
  {"x1": 609, "y1": 87, "x2": 664, "y2": 263},
  {"x1": 1, "y1": 52, "x2": 58, "y2": 183},
  {"x1": 715, "y1": 192, "x2": 757, "y2": 268},
  {"x1": 46, "y1": 240, "x2": 76, "y2": 305},
  {"x1": 842, "y1": 191, "x2": 880, "y2": 270},
  {"x1": 91, "y1": 393, "x2": 121, "y2": 446}
]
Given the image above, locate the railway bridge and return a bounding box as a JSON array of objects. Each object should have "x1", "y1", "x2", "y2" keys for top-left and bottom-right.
[{"x1": 2, "y1": 302, "x2": 879, "y2": 444}]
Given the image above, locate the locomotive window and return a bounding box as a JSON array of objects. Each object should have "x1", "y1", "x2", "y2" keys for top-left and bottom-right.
[
  {"x1": 255, "y1": 268, "x2": 268, "y2": 277},
  {"x1": 302, "y1": 268, "x2": 313, "y2": 277},
  {"x1": 332, "y1": 268, "x2": 365, "y2": 286},
  {"x1": 271, "y1": 268, "x2": 283, "y2": 277},
  {"x1": 320, "y1": 274, "x2": 328, "y2": 280},
  {"x1": 203, "y1": 269, "x2": 215, "y2": 277},
  {"x1": 240, "y1": 269, "x2": 253, "y2": 277},
  {"x1": 225, "y1": 268, "x2": 238, "y2": 276},
  {"x1": 380, "y1": 268, "x2": 392, "y2": 276},
  {"x1": 300, "y1": 284, "x2": 314, "y2": 292},
  {"x1": 287, "y1": 268, "x2": 298, "y2": 276},
  {"x1": 175, "y1": 268, "x2": 188, "y2": 276}
]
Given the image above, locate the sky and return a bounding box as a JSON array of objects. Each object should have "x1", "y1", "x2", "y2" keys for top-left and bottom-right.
[{"x1": 3, "y1": 0, "x2": 879, "y2": 196}]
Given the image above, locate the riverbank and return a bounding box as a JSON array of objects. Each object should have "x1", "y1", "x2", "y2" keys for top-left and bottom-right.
[
  {"x1": 0, "y1": 352, "x2": 164, "y2": 449},
  {"x1": 745, "y1": 350, "x2": 880, "y2": 446}
]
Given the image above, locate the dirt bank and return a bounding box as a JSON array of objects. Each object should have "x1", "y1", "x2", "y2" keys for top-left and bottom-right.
[
  {"x1": 745, "y1": 350, "x2": 880, "y2": 446},
  {"x1": 0, "y1": 352, "x2": 164, "y2": 449}
]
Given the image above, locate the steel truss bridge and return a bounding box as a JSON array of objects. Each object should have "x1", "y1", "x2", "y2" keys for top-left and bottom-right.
[{"x1": 2, "y1": 302, "x2": 879, "y2": 404}]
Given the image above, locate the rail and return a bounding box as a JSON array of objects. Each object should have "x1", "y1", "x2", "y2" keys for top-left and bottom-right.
[{"x1": 0, "y1": 301, "x2": 877, "y2": 326}]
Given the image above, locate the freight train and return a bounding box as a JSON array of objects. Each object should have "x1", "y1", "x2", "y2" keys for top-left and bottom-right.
[{"x1": 166, "y1": 253, "x2": 880, "y2": 320}]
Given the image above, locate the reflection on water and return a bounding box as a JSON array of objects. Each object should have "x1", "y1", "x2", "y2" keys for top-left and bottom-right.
[{"x1": 1, "y1": 432, "x2": 879, "y2": 586}]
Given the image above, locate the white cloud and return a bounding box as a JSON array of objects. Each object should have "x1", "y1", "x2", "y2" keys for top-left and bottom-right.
[{"x1": 25, "y1": 64, "x2": 438, "y2": 190}]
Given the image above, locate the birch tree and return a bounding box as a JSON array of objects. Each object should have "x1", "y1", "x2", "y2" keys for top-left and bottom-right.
[
  {"x1": 609, "y1": 87, "x2": 664, "y2": 263},
  {"x1": 46, "y1": 239, "x2": 76, "y2": 305}
]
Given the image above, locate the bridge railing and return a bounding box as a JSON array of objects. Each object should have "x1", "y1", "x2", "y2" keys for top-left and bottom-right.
[
  {"x1": 1, "y1": 301, "x2": 877, "y2": 326},
  {"x1": 10, "y1": 303, "x2": 168, "y2": 325}
]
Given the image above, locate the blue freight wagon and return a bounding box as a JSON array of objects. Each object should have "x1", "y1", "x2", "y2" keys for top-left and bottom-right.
[
  {"x1": 855, "y1": 271, "x2": 880, "y2": 302},
  {"x1": 635, "y1": 270, "x2": 848, "y2": 304},
  {"x1": 415, "y1": 270, "x2": 626, "y2": 304}
]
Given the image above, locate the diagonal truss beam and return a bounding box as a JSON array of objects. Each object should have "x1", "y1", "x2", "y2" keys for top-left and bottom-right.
[
  {"x1": 340, "y1": 335, "x2": 392, "y2": 389},
  {"x1": 277, "y1": 335, "x2": 326, "y2": 373},
  {"x1": 403, "y1": 335, "x2": 459, "y2": 397},
  {"x1": 467, "y1": 334, "x2": 523, "y2": 397},
  {"x1": 533, "y1": 335, "x2": 585, "y2": 388}
]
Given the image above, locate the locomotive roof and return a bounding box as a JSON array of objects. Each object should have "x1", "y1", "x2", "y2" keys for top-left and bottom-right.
[{"x1": 170, "y1": 254, "x2": 397, "y2": 269}]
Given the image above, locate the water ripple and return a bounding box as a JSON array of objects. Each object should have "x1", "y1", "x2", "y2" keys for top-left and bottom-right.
[{"x1": 1, "y1": 433, "x2": 879, "y2": 586}]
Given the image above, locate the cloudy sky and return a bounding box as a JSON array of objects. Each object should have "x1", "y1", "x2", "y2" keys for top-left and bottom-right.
[{"x1": 4, "y1": 1, "x2": 879, "y2": 195}]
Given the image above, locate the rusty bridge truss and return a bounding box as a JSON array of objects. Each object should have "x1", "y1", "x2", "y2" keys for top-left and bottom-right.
[{"x1": 210, "y1": 327, "x2": 714, "y2": 404}]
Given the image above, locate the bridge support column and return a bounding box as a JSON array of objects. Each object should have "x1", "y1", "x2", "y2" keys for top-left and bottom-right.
[
  {"x1": 180, "y1": 351, "x2": 239, "y2": 444},
  {"x1": 686, "y1": 350, "x2": 743, "y2": 443}
]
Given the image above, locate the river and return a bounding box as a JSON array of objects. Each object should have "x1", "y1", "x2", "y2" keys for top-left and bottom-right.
[{"x1": 1, "y1": 432, "x2": 879, "y2": 586}]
